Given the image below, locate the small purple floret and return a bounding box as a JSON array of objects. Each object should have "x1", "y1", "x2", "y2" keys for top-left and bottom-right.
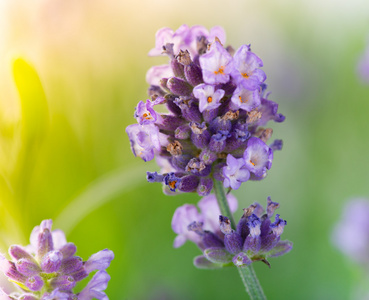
[
  {"x1": 230, "y1": 86, "x2": 261, "y2": 112},
  {"x1": 243, "y1": 137, "x2": 273, "y2": 177},
  {"x1": 200, "y1": 41, "x2": 234, "y2": 84},
  {"x1": 126, "y1": 124, "x2": 161, "y2": 162},
  {"x1": 193, "y1": 84, "x2": 225, "y2": 112},
  {"x1": 134, "y1": 100, "x2": 157, "y2": 125},
  {"x1": 223, "y1": 154, "x2": 250, "y2": 190},
  {"x1": 232, "y1": 44, "x2": 266, "y2": 90}
]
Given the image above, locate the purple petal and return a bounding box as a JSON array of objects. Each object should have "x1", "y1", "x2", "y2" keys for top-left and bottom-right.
[
  {"x1": 243, "y1": 137, "x2": 273, "y2": 177},
  {"x1": 84, "y1": 249, "x2": 114, "y2": 274},
  {"x1": 222, "y1": 154, "x2": 250, "y2": 190},
  {"x1": 51, "y1": 230, "x2": 67, "y2": 250},
  {"x1": 171, "y1": 204, "x2": 202, "y2": 248},
  {"x1": 193, "y1": 255, "x2": 223, "y2": 269},
  {"x1": 125, "y1": 124, "x2": 161, "y2": 162},
  {"x1": 78, "y1": 270, "x2": 111, "y2": 300},
  {"x1": 148, "y1": 27, "x2": 175, "y2": 56},
  {"x1": 198, "y1": 193, "x2": 238, "y2": 232},
  {"x1": 200, "y1": 41, "x2": 233, "y2": 84},
  {"x1": 146, "y1": 64, "x2": 173, "y2": 86},
  {"x1": 267, "y1": 240, "x2": 293, "y2": 258},
  {"x1": 204, "y1": 247, "x2": 233, "y2": 264},
  {"x1": 232, "y1": 252, "x2": 252, "y2": 267},
  {"x1": 230, "y1": 86, "x2": 261, "y2": 112},
  {"x1": 41, "y1": 289, "x2": 72, "y2": 300},
  {"x1": 193, "y1": 84, "x2": 224, "y2": 112}
]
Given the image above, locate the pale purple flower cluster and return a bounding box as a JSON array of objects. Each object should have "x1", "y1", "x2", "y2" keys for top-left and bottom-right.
[
  {"x1": 173, "y1": 196, "x2": 292, "y2": 268},
  {"x1": 332, "y1": 198, "x2": 369, "y2": 266},
  {"x1": 0, "y1": 220, "x2": 114, "y2": 300},
  {"x1": 126, "y1": 24, "x2": 284, "y2": 196}
]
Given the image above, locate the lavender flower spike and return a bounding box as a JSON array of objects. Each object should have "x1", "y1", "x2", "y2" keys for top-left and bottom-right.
[
  {"x1": 187, "y1": 197, "x2": 292, "y2": 269},
  {"x1": 0, "y1": 219, "x2": 114, "y2": 299},
  {"x1": 127, "y1": 24, "x2": 284, "y2": 195}
]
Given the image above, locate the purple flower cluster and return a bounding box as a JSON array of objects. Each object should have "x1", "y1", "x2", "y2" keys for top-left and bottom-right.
[
  {"x1": 126, "y1": 25, "x2": 285, "y2": 196},
  {"x1": 174, "y1": 196, "x2": 292, "y2": 268},
  {"x1": 0, "y1": 220, "x2": 114, "y2": 300}
]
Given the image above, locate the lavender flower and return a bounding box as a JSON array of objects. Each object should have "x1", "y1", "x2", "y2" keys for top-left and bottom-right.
[
  {"x1": 193, "y1": 84, "x2": 225, "y2": 112},
  {"x1": 126, "y1": 24, "x2": 285, "y2": 196},
  {"x1": 231, "y1": 44, "x2": 266, "y2": 90},
  {"x1": 186, "y1": 197, "x2": 292, "y2": 269},
  {"x1": 243, "y1": 137, "x2": 273, "y2": 178},
  {"x1": 332, "y1": 198, "x2": 369, "y2": 266},
  {"x1": 0, "y1": 220, "x2": 114, "y2": 300},
  {"x1": 358, "y1": 40, "x2": 369, "y2": 83},
  {"x1": 222, "y1": 154, "x2": 250, "y2": 190}
]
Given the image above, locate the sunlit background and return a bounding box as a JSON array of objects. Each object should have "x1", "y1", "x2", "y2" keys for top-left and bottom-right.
[{"x1": 1, "y1": 0, "x2": 369, "y2": 299}]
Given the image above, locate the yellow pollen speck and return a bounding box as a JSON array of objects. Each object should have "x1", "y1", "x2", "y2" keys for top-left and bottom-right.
[
  {"x1": 207, "y1": 96, "x2": 213, "y2": 103},
  {"x1": 249, "y1": 160, "x2": 255, "y2": 166},
  {"x1": 169, "y1": 181, "x2": 177, "y2": 189},
  {"x1": 143, "y1": 112, "x2": 152, "y2": 120},
  {"x1": 239, "y1": 96, "x2": 248, "y2": 103},
  {"x1": 214, "y1": 66, "x2": 225, "y2": 75},
  {"x1": 241, "y1": 72, "x2": 249, "y2": 79}
]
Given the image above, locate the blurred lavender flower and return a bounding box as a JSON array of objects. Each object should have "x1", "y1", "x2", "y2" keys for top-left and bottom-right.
[
  {"x1": 332, "y1": 198, "x2": 369, "y2": 265},
  {"x1": 184, "y1": 197, "x2": 292, "y2": 269},
  {"x1": 171, "y1": 193, "x2": 238, "y2": 248},
  {"x1": 126, "y1": 25, "x2": 285, "y2": 196},
  {"x1": 0, "y1": 220, "x2": 114, "y2": 300},
  {"x1": 358, "y1": 40, "x2": 369, "y2": 83}
]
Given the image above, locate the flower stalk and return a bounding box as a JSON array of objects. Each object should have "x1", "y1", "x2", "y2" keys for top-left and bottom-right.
[{"x1": 213, "y1": 178, "x2": 266, "y2": 300}]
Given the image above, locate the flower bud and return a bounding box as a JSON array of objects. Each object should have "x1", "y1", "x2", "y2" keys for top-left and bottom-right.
[
  {"x1": 41, "y1": 250, "x2": 63, "y2": 273},
  {"x1": 167, "y1": 77, "x2": 193, "y2": 96},
  {"x1": 16, "y1": 258, "x2": 40, "y2": 277},
  {"x1": 50, "y1": 275, "x2": 76, "y2": 290},
  {"x1": 25, "y1": 276, "x2": 44, "y2": 292}
]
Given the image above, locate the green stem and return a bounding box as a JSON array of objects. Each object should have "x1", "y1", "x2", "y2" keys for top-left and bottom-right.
[
  {"x1": 212, "y1": 179, "x2": 267, "y2": 300},
  {"x1": 238, "y1": 265, "x2": 267, "y2": 300},
  {"x1": 212, "y1": 179, "x2": 236, "y2": 228}
]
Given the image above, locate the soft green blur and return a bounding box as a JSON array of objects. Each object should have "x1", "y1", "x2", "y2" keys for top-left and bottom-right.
[{"x1": 0, "y1": 0, "x2": 369, "y2": 299}]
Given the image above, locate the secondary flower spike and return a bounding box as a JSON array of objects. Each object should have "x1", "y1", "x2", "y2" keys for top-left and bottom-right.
[
  {"x1": 0, "y1": 220, "x2": 114, "y2": 300},
  {"x1": 187, "y1": 197, "x2": 293, "y2": 269},
  {"x1": 126, "y1": 25, "x2": 285, "y2": 195}
]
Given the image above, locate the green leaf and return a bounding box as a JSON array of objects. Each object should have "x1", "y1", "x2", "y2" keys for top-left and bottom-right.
[
  {"x1": 13, "y1": 58, "x2": 49, "y2": 141},
  {"x1": 12, "y1": 58, "x2": 49, "y2": 199},
  {"x1": 54, "y1": 164, "x2": 147, "y2": 234}
]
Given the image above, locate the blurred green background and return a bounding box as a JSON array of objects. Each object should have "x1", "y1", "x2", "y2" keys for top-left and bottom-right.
[{"x1": 0, "y1": 0, "x2": 369, "y2": 299}]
